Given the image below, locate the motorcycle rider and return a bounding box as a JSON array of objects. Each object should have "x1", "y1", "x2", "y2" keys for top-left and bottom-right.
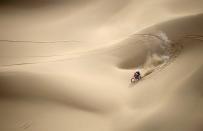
[{"x1": 134, "y1": 71, "x2": 141, "y2": 80}]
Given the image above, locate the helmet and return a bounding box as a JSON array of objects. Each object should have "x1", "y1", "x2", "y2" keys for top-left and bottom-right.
[{"x1": 135, "y1": 71, "x2": 140, "y2": 75}]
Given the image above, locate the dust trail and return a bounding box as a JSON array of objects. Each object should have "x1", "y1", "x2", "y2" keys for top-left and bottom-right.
[
  {"x1": 139, "y1": 34, "x2": 203, "y2": 78},
  {"x1": 136, "y1": 31, "x2": 172, "y2": 78}
]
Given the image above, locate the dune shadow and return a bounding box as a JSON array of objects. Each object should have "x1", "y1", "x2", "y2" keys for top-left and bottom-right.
[{"x1": 0, "y1": 71, "x2": 107, "y2": 114}]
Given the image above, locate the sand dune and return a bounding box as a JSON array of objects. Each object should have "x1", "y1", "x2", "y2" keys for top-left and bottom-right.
[{"x1": 0, "y1": 0, "x2": 203, "y2": 131}]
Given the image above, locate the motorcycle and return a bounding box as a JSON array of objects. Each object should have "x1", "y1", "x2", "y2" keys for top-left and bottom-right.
[{"x1": 131, "y1": 75, "x2": 141, "y2": 83}]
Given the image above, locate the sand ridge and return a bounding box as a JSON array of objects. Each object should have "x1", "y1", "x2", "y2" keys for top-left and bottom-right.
[{"x1": 0, "y1": 0, "x2": 203, "y2": 131}]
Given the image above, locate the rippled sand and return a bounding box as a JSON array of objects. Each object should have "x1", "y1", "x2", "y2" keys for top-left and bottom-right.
[{"x1": 0, "y1": 0, "x2": 203, "y2": 131}]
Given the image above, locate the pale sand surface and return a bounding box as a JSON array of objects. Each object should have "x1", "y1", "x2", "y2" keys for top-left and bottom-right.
[{"x1": 0, "y1": 0, "x2": 203, "y2": 131}]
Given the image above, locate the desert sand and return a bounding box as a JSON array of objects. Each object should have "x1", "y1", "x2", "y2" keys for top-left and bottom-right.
[{"x1": 0, "y1": 0, "x2": 203, "y2": 131}]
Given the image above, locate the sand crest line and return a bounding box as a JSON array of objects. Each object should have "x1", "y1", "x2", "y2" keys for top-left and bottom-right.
[
  {"x1": 0, "y1": 39, "x2": 83, "y2": 44},
  {"x1": 1, "y1": 34, "x2": 203, "y2": 67}
]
